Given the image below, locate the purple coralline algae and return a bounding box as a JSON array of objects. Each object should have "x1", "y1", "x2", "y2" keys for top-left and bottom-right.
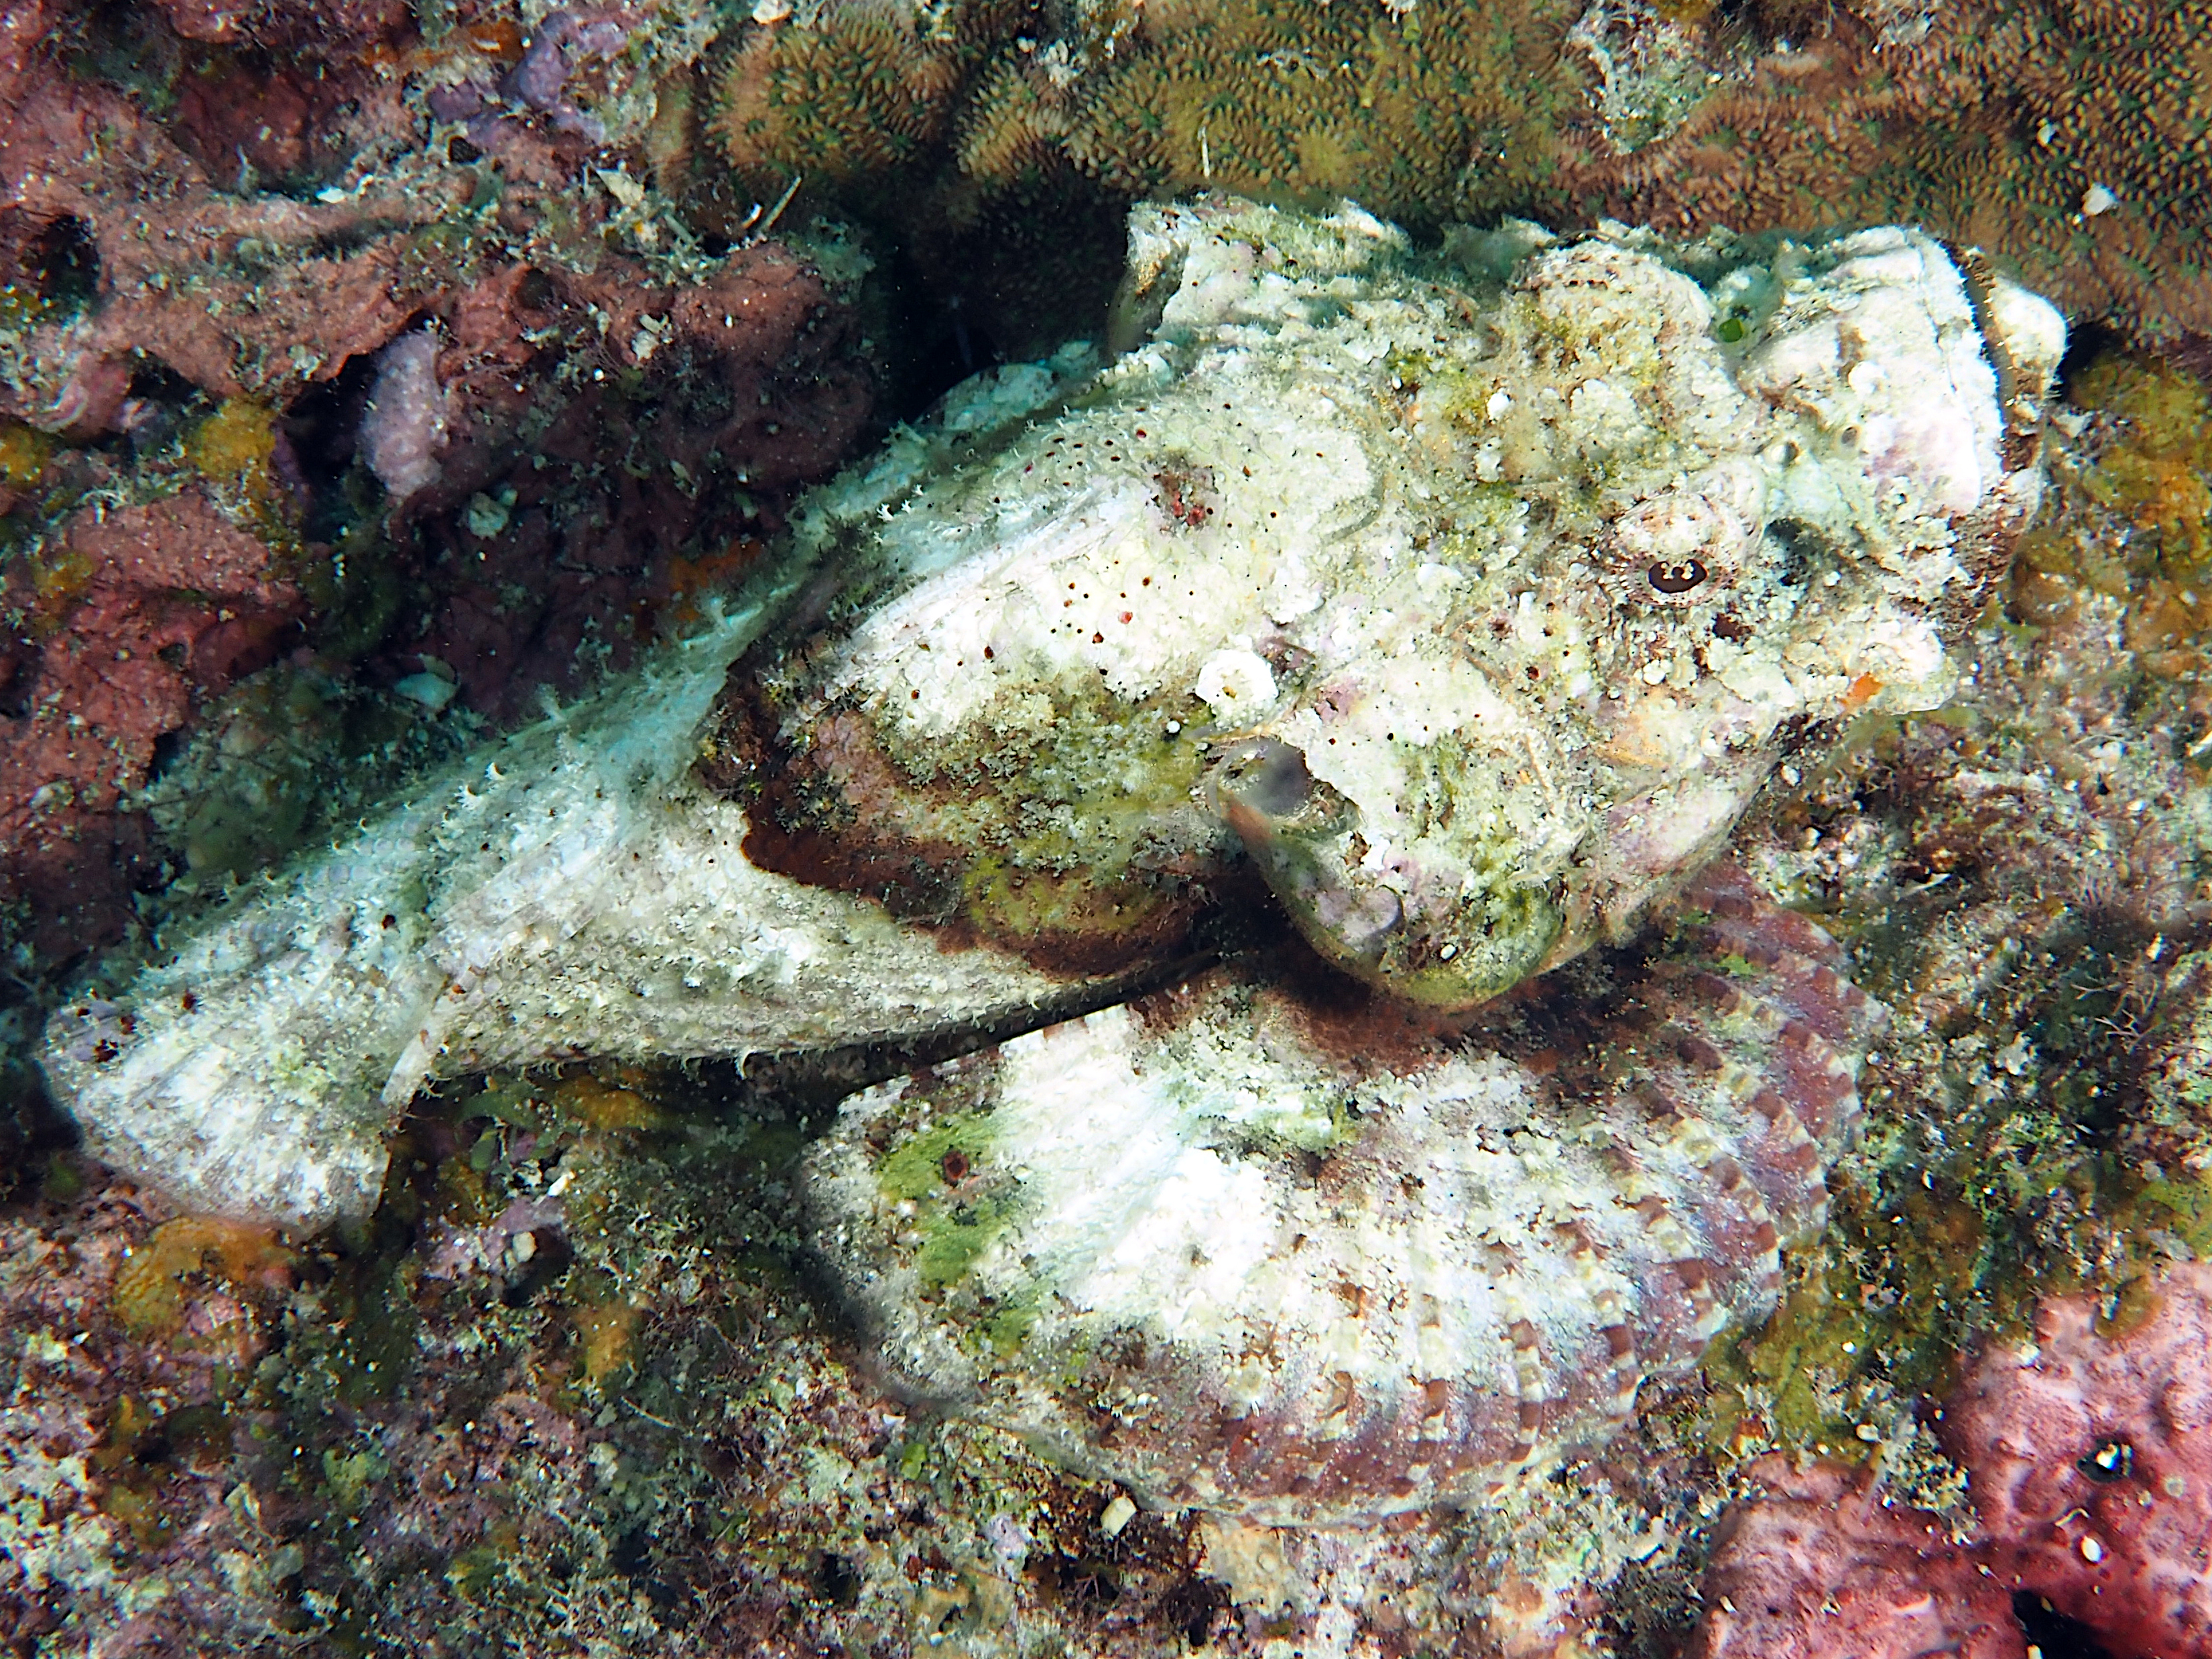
[{"x1": 505, "y1": 8, "x2": 633, "y2": 141}]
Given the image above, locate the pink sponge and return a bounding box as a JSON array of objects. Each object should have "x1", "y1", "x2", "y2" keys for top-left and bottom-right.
[
  {"x1": 1946, "y1": 1263, "x2": 2212, "y2": 1656},
  {"x1": 359, "y1": 328, "x2": 446, "y2": 500},
  {"x1": 1691, "y1": 1266, "x2": 2212, "y2": 1659},
  {"x1": 1689, "y1": 1457, "x2": 2024, "y2": 1659}
]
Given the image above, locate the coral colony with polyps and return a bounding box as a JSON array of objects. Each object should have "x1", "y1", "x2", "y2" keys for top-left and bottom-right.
[
  {"x1": 48, "y1": 198, "x2": 2059, "y2": 1490},
  {"x1": 14, "y1": 3, "x2": 2212, "y2": 1648}
]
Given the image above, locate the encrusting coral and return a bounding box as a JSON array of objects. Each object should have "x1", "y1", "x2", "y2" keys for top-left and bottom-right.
[
  {"x1": 702, "y1": 0, "x2": 1590, "y2": 221},
  {"x1": 712, "y1": 1, "x2": 971, "y2": 184},
  {"x1": 702, "y1": 0, "x2": 2212, "y2": 346},
  {"x1": 1556, "y1": 0, "x2": 2212, "y2": 345},
  {"x1": 1057, "y1": 0, "x2": 1583, "y2": 221}
]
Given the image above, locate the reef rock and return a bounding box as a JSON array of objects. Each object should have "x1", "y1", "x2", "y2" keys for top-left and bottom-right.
[
  {"x1": 1689, "y1": 1457, "x2": 2024, "y2": 1659},
  {"x1": 43, "y1": 198, "x2": 2058, "y2": 1229},
  {"x1": 804, "y1": 860, "x2": 1887, "y2": 1521},
  {"x1": 1948, "y1": 1262, "x2": 2212, "y2": 1658}
]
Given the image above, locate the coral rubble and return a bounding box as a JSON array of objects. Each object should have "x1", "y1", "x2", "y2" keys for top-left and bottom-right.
[{"x1": 42, "y1": 198, "x2": 2057, "y2": 1230}]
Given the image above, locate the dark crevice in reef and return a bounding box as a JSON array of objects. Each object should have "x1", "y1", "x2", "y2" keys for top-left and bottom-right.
[{"x1": 2014, "y1": 1591, "x2": 2119, "y2": 1659}]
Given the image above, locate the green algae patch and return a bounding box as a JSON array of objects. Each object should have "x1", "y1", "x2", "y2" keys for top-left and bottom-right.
[
  {"x1": 869, "y1": 1109, "x2": 1023, "y2": 1290},
  {"x1": 984, "y1": 1298, "x2": 1038, "y2": 1356},
  {"x1": 1379, "y1": 877, "x2": 1564, "y2": 1010},
  {"x1": 960, "y1": 852, "x2": 1188, "y2": 962},
  {"x1": 2137, "y1": 1175, "x2": 2212, "y2": 1257},
  {"x1": 916, "y1": 1196, "x2": 1013, "y2": 1290},
  {"x1": 322, "y1": 1445, "x2": 389, "y2": 1513},
  {"x1": 875, "y1": 1111, "x2": 999, "y2": 1204},
  {"x1": 1696, "y1": 1177, "x2": 1987, "y2": 1467}
]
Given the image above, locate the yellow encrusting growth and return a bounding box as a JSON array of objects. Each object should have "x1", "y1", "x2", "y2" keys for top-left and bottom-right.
[
  {"x1": 184, "y1": 398, "x2": 280, "y2": 491},
  {"x1": 0, "y1": 417, "x2": 51, "y2": 491},
  {"x1": 183, "y1": 397, "x2": 300, "y2": 545},
  {"x1": 2010, "y1": 350, "x2": 2212, "y2": 680},
  {"x1": 556, "y1": 1070, "x2": 672, "y2": 1132},
  {"x1": 112, "y1": 1216, "x2": 294, "y2": 1337},
  {"x1": 574, "y1": 1297, "x2": 641, "y2": 1385}
]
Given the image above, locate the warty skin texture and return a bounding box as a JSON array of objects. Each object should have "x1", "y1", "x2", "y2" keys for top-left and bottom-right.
[
  {"x1": 711, "y1": 198, "x2": 2061, "y2": 1007},
  {"x1": 42, "y1": 197, "x2": 2059, "y2": 1232}
]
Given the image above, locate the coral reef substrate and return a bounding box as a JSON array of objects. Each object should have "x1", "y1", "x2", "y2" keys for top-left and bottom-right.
[
  {"x1": 1, "y1": 0, "x2": 2209, "y2": 1651},
  {"x1": 1, "y1": 0, "x2": 877, "y2": 978},
  {"x1": 702, "y1": 0, "x2": 2212, "y2": 346},
  {"x1": 1692, "y1": 1262, "x2": 2212, "y2": 1659}
]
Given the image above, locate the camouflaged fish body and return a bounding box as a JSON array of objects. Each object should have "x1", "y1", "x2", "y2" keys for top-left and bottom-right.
[{"x1": 43, "y1": 198, "x2": 2059, "y2": 1230}]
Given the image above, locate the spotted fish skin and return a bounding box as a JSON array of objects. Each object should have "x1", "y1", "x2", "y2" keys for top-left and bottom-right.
[
  {"x1": 804, "y1": 861, "x2": 1886, "y2": 1524},
  {"x1": 707, "y1": 198, "x2": 2063, "y2": 1015}
]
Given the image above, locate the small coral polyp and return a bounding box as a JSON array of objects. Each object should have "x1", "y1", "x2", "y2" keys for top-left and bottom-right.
[
  {"x1": 805, "y1": 861, "x2": 1888, "y2": 1521},
  {"x1": 44, "y1": 198, "x2": 2055, "y2": 1240}
]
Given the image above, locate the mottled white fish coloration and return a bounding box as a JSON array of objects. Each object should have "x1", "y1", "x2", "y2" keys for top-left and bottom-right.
[
  {"x1": 805, "y1": 863, "x2": 1888, "y2": 1522},
  {"x1": 43, "y1": 197, "x2": 2059, "y2": 1234},
  {"x1": 42, "y1": 357, "x2": 1105, "y2": 1228}
]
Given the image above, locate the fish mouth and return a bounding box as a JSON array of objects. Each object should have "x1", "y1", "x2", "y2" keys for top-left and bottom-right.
[{"x1": 1207, "y1": 733, "x2": 1562, "y2": 1009}]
